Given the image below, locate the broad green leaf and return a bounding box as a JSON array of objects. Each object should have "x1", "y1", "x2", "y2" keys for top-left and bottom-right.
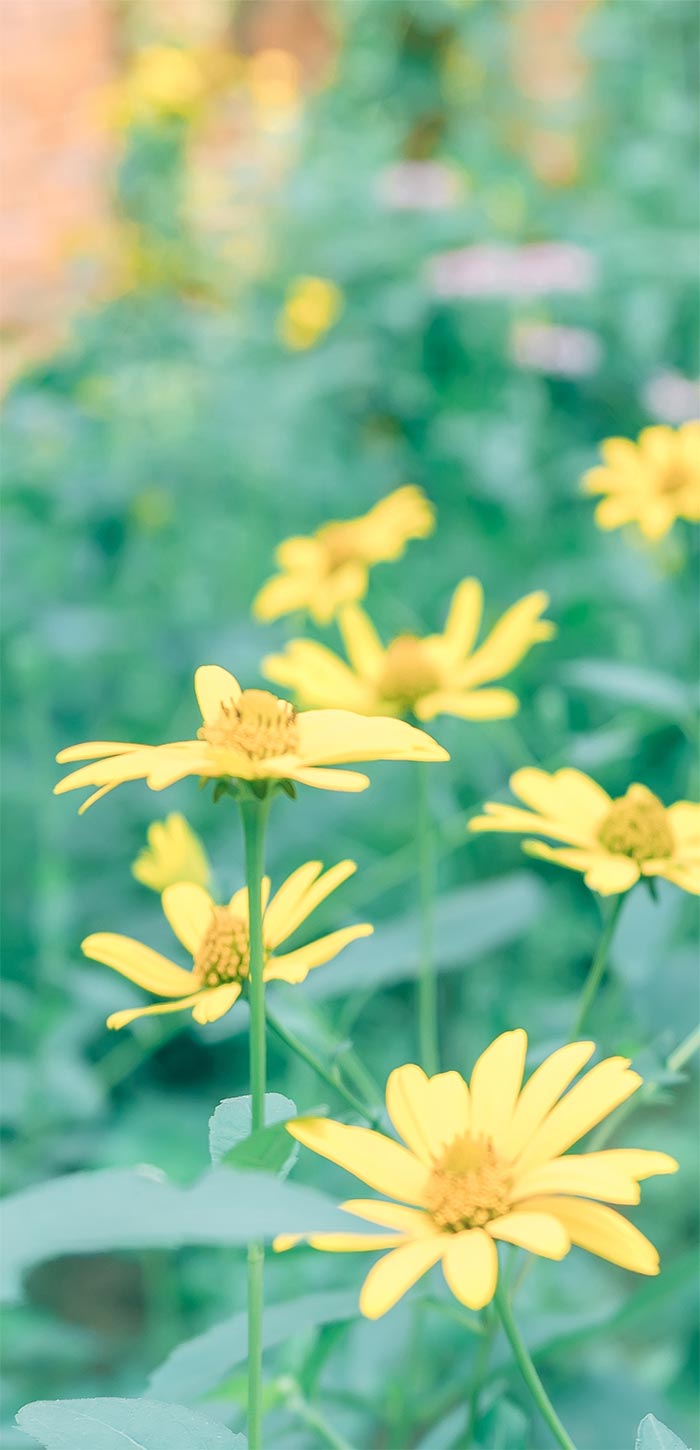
[
  {"x1": 15, "y1": 1397, "x2": 245, "y2": 1449},
  {"x1": 0, "y1": 1166, "x2": 373, "y2": 1303},
  {"x1": 148, "y1": 1288, "x2": 359, "y2": 1401},
  {"x1": 635, "y1": 1415, "x2": 690, "y2": 1450},
  {"x1": 561, "y1": 660, "x2": 692, "y2": 721},
  {"x1": 209, "y1": 1093, "x2": 298, "y2": 1178}
]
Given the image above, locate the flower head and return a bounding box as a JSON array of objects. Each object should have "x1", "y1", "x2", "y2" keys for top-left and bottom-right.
[
  {"x1": 278, "y1": 277, "x2": 343, "y2": 351},
  {"x1": 252, "y1": 486, "x2": 435, "y2": 625},
  {"x1": 469, "y1": 769, "x2": 700, "y2": 896},
  {"x1": 108, "y1": 46, "x2": 208, "y2": 128},
  {"x1": 54, "y1": 666, "x2": 448, "y2": 812},
  {"x1": 264, "y1": 581, "x2": 554, "y2": 721},
  {"x1": 275, "y1": 1031, "x2": 677, "y2": 1318},
  {"x1": 582, "y1": 424, "x2": 700, "y2": 541},
  {"x1": 83, "y1": 860, "x2": 372, "y2": 1030},
  {"x1": 132, "y1": 813, "x2": 210, "y2": 893}
]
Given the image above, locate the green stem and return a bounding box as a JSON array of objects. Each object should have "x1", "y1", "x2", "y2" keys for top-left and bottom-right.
[
  {"x1": 573, "y1": 893, "x2": 625, "y2": 1037},
  {"x1": 240, "y1": 793, "x2": 271, "y2": 1450},
  {"x1": 416, "y1": 759, "x2": 439, "y2": 1074},
  {"x1": 265, "y1": 1004, "x2": 381, "y2": 1128},
  {"x1": 493, "y1": 1280, "x2": 576, "y2": 1450}
]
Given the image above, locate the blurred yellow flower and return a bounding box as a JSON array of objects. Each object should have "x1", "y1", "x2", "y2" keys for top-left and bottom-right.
[
  {"x1": 247, "y1": 48, "x2": 301, "y2": 128},
  {"x1": 108, "y1": 46, "x2": 208, "y2": 128},
  {"x1": 275, "y1": 1031, "x2": 677, "y2": 1318},
  {"x1": 278, "y1": 276, "x2": 343, "y2": 351},
  {"x1": 264, "y1": 582, "x2": 554, "y2": 721},
  {"x1": 470, "y1": 769, "x2": 700, "y2": 896},
  {"x1": 132, "y1": 813, "x2": 210, "y2": 893},
  {"x1": 253, "y1": 486, "x2": 435, "y2": 625},
  {"x1": 84, "y1": 861, "x2": 372, "y2": 1030},
  {"x1": 54, "y1": 665, "x2": 448, "y2": 812},
  {"x1": 582, "y1": 423, "x2": 700, "y2": 541}
]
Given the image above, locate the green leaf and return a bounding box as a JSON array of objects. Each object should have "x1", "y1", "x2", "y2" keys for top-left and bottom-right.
[
  {"x1": 15, "y1": 1397, "x2": 245, "y2": 1449},
  {"x1": 561, "y1": 660, "x2": 692, "y2": 721},
  {"x1": 209, "y1": 1094, "x2": 297, "y2": 1179},
  {"x1": 148, "y1": 1288, "x2": 359, "y2": 1402},
  {"x1": 635, "y1": 1415, "x2": 690, "y2": 1450}
]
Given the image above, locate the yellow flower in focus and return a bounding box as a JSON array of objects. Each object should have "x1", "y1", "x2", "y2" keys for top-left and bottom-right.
[
  {"x1": 253, "y1": 486, "x2": 435, "y2": 625},
  {"x1": 470, "y1": 769, "x2": 700, "y2": 897},
  {"x1": 84, "y1": 861, "x2": 372, "y2": 1030},
  {"x1": 264, "y1": 582, "x2": 554, "y2": 721},
  {"x1": 109, "y1": 46, "x2": 208, "y2": 128},
  {"x1": 132, "y1": 813, "x2": 210, "y2": 893},
  {"x1": 278, "y1": 277, "x2": 343, "y2": 351},
  {"x1": 54, "y1": 665, "x2": 448, "y2": 812},
  {"x1": 582, "y1": 423, "x2": 700, "y2": 541},
  {"x1": 275, "y1": 1031, "x2": 677, "y2": 1318}
]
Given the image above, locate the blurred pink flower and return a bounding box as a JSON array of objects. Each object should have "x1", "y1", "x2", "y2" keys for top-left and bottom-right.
[
  {"x1": 510, "y1": 321, "x2": 601, "y2": 377},
  {"x1": 643, "y1": 371, "x2": 700, "y2": 425},
  {"x1": 378, "y1": 161, "x2": 462, "y2": 212},
  {"x1": 428, "y1": 242, "x2": 596, "y2": 299}
]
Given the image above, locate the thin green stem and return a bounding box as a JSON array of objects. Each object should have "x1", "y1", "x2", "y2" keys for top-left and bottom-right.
[
  {"x1": 493, "y1": 1280, "x2": 576, "y2": 1450},
  {"x1": 240, "y1": 793, "x2": 271, "y2": 1450},
  {"x1": 573, "y1": 893, "x2": 625, "y2": 1037},
  {"x1": 265, "y1": 1004, "x2": 381, "y2": 1127},
  {"x1": 416, "y1": 759, "x2": 439, "y2": 1074}
]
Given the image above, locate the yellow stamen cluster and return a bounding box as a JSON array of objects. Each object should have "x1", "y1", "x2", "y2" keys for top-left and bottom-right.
[
  {"x1": 198, "y1": 689, "x2": 299, "y2": 760},
  {"x1": 378, "y1": 636, "x2": 440, "y2": 707},
  {"x1": 598, "y1": 785, "x2": 674, "y2": 862},
  {"x1": 193, "y1": 907, "x2": 250, "y2": 986},
  {"x1": 320, "y1": 523, "x2": 363, "y2": 570},
  {"x1": 425, "y1": 1134, "x2": 512, "y2": 1231}
]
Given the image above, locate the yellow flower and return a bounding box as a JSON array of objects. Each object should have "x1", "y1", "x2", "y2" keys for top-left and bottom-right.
[
  {"x1": 264, "y1": 582, "x2": 554, "y2": 721},
  {"x1": 132, "y1": 813, "x2": 210, "y2": 893},
  {"x1": 84, "y1": 860, "x2": 372, "y2": 1030},
  {"x1": 252, "y1": 486, "x2": 435, "y2": 625},
  {"x1": 582, "y1": 424, "x2": 700, "y2": 541},
  {"x1": 109, "y1": 46, "x2": 207, "y2": 128},
  {"x1": 275, "y1": 1031, "x2": 677, "y2": 1318},
  {"x1": 54, "y1": 665, "x2": 449, "y2": 812},
  {"x1": 469, "y1": 769, "x2": 700, "y2": 896},
  {"x1": 278, "y1": 277, "x2": 343, "y2": 351}
]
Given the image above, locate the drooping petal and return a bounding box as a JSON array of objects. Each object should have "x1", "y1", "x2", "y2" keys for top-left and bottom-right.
[
  {"x1": 359, "y1": 1239, "x2": 445, "y2": 1318},
  {"x1": 297, "y1": 711, "x2": 449, "y2": 766},
  {"x1": 107, "y1": 991, "x2": 208, "y2": 1030},
  {"x1": 341, "y1": 1199, "x2": 437, "y2": 1237},
  {"x1": 82, "y1": 933, "x2": 195, "y2": 996},
  {"x1": 469, "y1": 1029, "x2": 527, "y2": 1151},
  {"x1": 161, "y1": 882, "x2": 216, "y2": 954},
  {"x1": 487, "y1": 1211, "x2": 570, "y2": 1259},
  {"x1": 286, "y1": 1118, "x2": 430, "y2": 1205},
  {"x1": 264, "y1": 923, "x2": 373, "y2": 984},
  {"x1": 523, "y1": 841, "x2": 641, "y2": 894},
  {"x1": 442, "y1": 1229, "x2": 498, "y2": 1309},
  {"x1": 192, "y1": 982, "x2": 241, "y2": 1023},
  {"x1": 500, "y1": 1041, "x2": 595, "y2": 1161},
  {"x1": 194, "y1": 665, "x2": 242, "y2": 722},
  {"x1": 264, "y1": 860, "x2": 358, "y2": 949},
  {"x1": 522, "y1": 1197, "x2": 660, "y2": 1275},
  {"x1": 286, "y1": 766, "x2": 371, "y2": 793},
  {"x1": 514, "y1": 1058, "x2": 642, "y2": 1175},
  {"x1": 386, "y1": 1065, "x2": 470, "y2": 1163}
]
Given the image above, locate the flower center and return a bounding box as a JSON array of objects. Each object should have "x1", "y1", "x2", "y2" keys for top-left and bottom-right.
[
  {"x1": 198, "y1": 689, "x2": 299, "y2": 760},
  {"x1": 425, "y1": 1134, "x2": 512, "y2": 1231},
  {"x1": 597, "y1": 785, "x2": 674, "y2": 862},
  {"x1": 378, "y1": 635, "x2": 441, "y2": 706},
  {"x1": 319, "y1": 522, "x2": 363, "y2": 571},
  {"x1": 659, "y1": 464, "x2": 690, "y2": 495},
  {"x1": 193, "y1": 907, "x2": 251, "y2": 986}
]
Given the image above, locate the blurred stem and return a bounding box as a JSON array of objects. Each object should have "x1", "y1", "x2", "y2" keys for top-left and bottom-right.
[
  {"x1": 240, "y1": 792, "x2": 271, "y2": 1450},
  {"x1": 493, "y1": 1280, "x2": 576, "y2": 1450},
  {"x1": 265, "y1": 1005, "x2": 381, "y2": 1127},
  {"x1": 462, "y1": 1306, "x2": 497, "y2": 1447},
  {"x1": 416, "y1": 760, "x2": 439, "y2": 1074},
  {"x1": 573, "y1": 893, "x2": 625, "y2": 1037},
  {"x1": 283, "y1": 1383, "x2": 352, "y2": 1450}
]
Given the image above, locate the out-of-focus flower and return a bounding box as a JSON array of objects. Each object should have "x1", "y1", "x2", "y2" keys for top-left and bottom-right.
[
  {"x1": 643, "y1": 373, "x2": 700, "y2": 427},
  {"x1": 470, "y1": 770, "x2": 700, "y2": 897},
  {"x1": 278, "y1": 276, "x2": 343, "y2": 350},
  {"x1": 132, "y1": 813, "x2": 210, "y2": 893},
  {"x1": 264, "y1": 584, "x2": 554, "y2": 722},
  {"x1": 582, "y1": 424, "x2": 700, "y2": 541},
  {"x1": 107, "y1": 46, "x2": 209, "y2": 128},
  {"x1": 510, "y1": 321, "x2": 601, "y2": 378},
  {"x1": 377, "y1": 162, "x2": 464, "y2": 212},
  {"x1": 54, "y1": 666, "x2": 449, "y2": 812},
  {"x1": 275, "y1": 1031, "x2": 677, "y2": 1318},
  {"x1": 527, "y1": 129, "x2": 581, "y2": 188},
  {"x1": 428, "y1": 242, "x2": 596, "y2": 300},
  {"x1": 247, "y1": 48, "x2": 301, "y2": 131},
  {"x1": 84, "y1": 861, "x2": 372, "y2": 1029},
  {"x1": 253, "y1": 486, "x2": 435, "y2": 625}
]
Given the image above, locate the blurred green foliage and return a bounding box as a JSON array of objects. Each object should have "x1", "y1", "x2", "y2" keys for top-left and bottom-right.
[{"x1": 1, "y1": 1, "x2": 698, "y2": 1446}]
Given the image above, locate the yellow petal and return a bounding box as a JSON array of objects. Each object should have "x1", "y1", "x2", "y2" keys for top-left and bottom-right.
[
  {"x1": 385, "y1": 1064, "x2": 470, "y2": 1163},
  {"x1": 442, "y1": 578, "x2": 483, "y2": 661},
  {"x1": 192, "y1": 982, "x2": 241, "y2": 1023},
  {"x1": 514, "y1": 1058, "x2": 642, "y2": 1175},
  {"x1": 514, "y1": 1156, "x2": 641, "y2": 1206},
  {"x1": 522, "y1": 1196, "x2": 660, "y2": 1275},
  {"x1": 287, "y1": 766, "x2": 371, "y2": 793},
  {"x1": 523, "y1": 841, "x2": 640, "y2": 894},
  {"x1": 469, "y1": 1029, "x2": 527, "y2": 1151},
  {"x1": 308, "y1": 1233, "x2": 404, "y2": 1252},
  {"x1": 264, "y1": 923, "x2": 373, "y2": 984},
  {"x1": 468, "y1": 801, "x2": 598, "y2": 849},
  {"x1": 359, "y1": 1239, "x2": 445, "y2": 1318},
  {"x1": 287, "y1": 1118, "x2": 429, "y2": 1205},
  {"x1": 227, "y1": 879, "x2": 270, "y2": 924},
  {"x1": 645, "y1": 859, "x2": 700, "y2": 896},
  {"x1": 442, "y1": 1229, "x2": 498, "y2": 1309},
  {"x1": 297, "y1": 710, "x2": 449, "y2": 766},
  {"x1": 338, "y1": 605, "x2": 385, "y2": 677},
  {"x1": 501, "y1": 1041, "x2": 595, "y2": 1161},
  {"x1": 457, "y1": 592, "x2": 554, "y2": 690},
  {"x1": 665, "y1": 801, "x2": 700, "y2": 847},
  {"x1": 82, "y1": 933, "x2": 195, "y2": 996},
  {"x1": 510, "y1": 767, "x2": 611, "y2": 830},
  {"x1": 161, "y1": 882, "x2": 215, "y2": 954},
  {"x1": 415, "y1": 688, "x2": 519, "y2": 722},
  {"x1": 487, "y1": 1211, "x2": 570, "y2": 1259},
  {"x1": 194, "y1": 665, "x2": 241, "y2": 722},
  {"x1": 54, "y1": 749, "x2": 160, "y2": 797},
  {"x1": 56, "y1": 740, "x2": 146, "y2": 764},
  {"x1": 264, "y1": 640, "x2": 371, "y2": 712},
  {"x1": 107, "y1": 990, "x2": 208, "y2": 1030},
  {"x1": 264, "y1": 860, "x2": 357, "y2": 950},
  {"x1": 341, "y1": 1199, "x2": 436, "y2": 1237},
  {"x1": 253, "y1": 573, "x2": 312, "y2": 622},
  {"x1": 577, "y1": 1149, "x2": 678, "y2": 1182}
]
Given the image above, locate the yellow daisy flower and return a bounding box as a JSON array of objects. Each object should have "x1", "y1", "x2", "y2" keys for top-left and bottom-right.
[
  {"x1": 582, "y1": 423, "x2": 700, "y2": 541},
  {"x1": 469, "y1": 769, "x2": 700, "y2": 897},
  {"x1": 83, "y1": 860, "x2": 372, "y2": 1030},
  {"x1": 132, "y1": 813, "x2": 211, "y2": 893},
  {"x1": 264, "y1": 582, "x2": 554, "y2": 721},
  {"x1": 252, "y1": 486, "x2": 435, "y2": 626},
  {"x1": 278, "y1": 277, "x2": 344, "y2": 351},
  {"x1": 275, "y1": 1031, "x2": 677, "y2": 1318},
  {"x1": 54, "y1": 666, "x2": 448, "y2": 813}
]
